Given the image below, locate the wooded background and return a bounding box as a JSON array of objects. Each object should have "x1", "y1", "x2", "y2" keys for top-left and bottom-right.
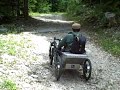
[{"x1": 0, "y1": 0, "x2": 120, "y2": 22}]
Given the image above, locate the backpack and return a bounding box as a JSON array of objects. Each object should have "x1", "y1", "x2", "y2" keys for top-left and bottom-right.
[{"x1": 70, "y1": 33, "x2": 86, "y2": 54}]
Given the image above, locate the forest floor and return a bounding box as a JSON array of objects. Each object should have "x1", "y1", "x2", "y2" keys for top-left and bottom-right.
[{"x1": 0, "y1": 14, "x2": 120, "y2": 90}]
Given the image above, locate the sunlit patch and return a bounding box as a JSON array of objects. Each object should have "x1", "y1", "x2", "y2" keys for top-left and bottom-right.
[
  {"x1": 31, "y1": 35, "x2": 50, "y2": 54},
  {"x1": 33, "y1": 13, "x2": 74, "y2": 24}
]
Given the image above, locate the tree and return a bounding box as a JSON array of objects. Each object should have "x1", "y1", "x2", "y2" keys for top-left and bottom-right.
[
  {"x1": 24, "y1": 0, "x2": 28, "y2": 19},
  {"x1": 0, "y1": 0, "x2": 29, "y2": 19}
]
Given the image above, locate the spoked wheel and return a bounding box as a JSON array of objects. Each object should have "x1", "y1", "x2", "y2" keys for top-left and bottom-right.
[
  {"x1": 83, "y1": 59, "x2": 92, "y2": 81},
  {"x1": 54, "y1": 54, "x2": 62, "y2": 81},
  {"x1": 55, "y1": 63, "x2": 62, "y2": 81},
  {"x1": 49, "y1": 43, "x2": 54, "y2": 65}
]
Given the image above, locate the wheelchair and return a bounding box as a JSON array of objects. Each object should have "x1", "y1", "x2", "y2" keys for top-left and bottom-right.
[{"x1": 49, "y1": 37, "x2": 92, "y2": 81}]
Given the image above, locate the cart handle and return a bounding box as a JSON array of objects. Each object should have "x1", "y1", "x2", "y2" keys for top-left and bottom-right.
[{"x1": 54, "y1": 37, "x2": 61, "y2": 42}]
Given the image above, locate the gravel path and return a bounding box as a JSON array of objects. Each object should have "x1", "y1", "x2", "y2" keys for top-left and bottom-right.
[{"x1": 0, "y1": 14, "x2": 120, "y2": 90}]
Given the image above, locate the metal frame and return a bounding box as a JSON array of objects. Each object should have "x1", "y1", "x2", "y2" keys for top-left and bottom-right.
[{"x1": 49, "y1": 37, "x2": 92, "y2": 81}]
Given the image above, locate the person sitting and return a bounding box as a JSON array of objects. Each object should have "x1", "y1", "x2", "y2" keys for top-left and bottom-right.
[{"x1": 58, "y1": 23, "x2": 86, "y2": 54}]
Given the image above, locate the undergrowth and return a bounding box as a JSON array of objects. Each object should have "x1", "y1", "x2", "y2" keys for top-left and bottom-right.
[
  {"x1": 0, "y1": 79, "x2": 17, "y2": 90},
  {"x1": 65, "y1": 2, "x2": 120, "y2": 57},
  {"x1": 0, "y1": 24, "x2": 24, "y2": 34},
  {"x1": 89, "y1": 27, "x2": 120, "y2": 57}
]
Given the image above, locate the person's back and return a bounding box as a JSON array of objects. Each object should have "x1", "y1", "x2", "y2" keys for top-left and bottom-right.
[
  {"x1": 58, "y1": 32, "x2": 81, "y2": 51},
  {"x1": 58, "y1": 23, "x2": 86, "y2": 54}
]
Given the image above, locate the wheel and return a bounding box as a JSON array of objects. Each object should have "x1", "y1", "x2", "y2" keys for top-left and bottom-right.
[
  {"x1": 83, "y1": 59, "x2": 92, "y2": 81},
  {"x1": 54, "y1": 53, "x2": 62, "y2": 81},
  {"x1": 55, "y1": 63, "x2": 62, "y2": 81},
  {"x1": 49, "y1": 44, "x2": 54, "y2": 65}
]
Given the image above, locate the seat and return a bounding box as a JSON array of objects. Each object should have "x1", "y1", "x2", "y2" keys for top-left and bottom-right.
[{"x1": 61, "y1": 52, "x2": 88, "y2": 65}]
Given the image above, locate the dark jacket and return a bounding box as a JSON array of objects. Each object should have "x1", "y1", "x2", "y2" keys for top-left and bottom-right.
[{"x1": 58, "y1": 32, "x2": 81, "y2": 51}]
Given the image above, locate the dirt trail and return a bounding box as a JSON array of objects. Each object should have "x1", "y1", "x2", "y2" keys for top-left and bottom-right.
[
  {"x1": 28, "y1": 14, "x2": 120, "y2": 90},
  {"x1": 0, "y1": 14, "x2": 120, "y2": 90}
]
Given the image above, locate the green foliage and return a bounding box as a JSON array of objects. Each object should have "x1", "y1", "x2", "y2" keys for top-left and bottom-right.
[
  {"x1": 0, "y1": 39, "x2": 17, "y2": 55},
  {"x1": 58, "y1": 0, "x2": 67, "y2": 12},
  {"x1": 0, "y1": 0, "x2": 13, "y2": 16},
  {"x1": 67, "y1": 0, "x2": 80, "y2": 15},
  {"x1": 0, "y1": 0, "x2": 119, "y2": 17},
  {"x1": 65, "y1": 0, "x2": 120, "y2": 57},
  {"x1": 29, "y1": 0, "x2": 51, "y2": 13},
  {"x1": 0, "y1": 79, "x2": 17, "y2": 90},
  {"x1": 29, "y1": 12, "x2": 41, "y2": 16},
  {"x1": 101, "y1": 38, "x2": 120, "y2": 56},
  {"x1": 0, "y1": 24, "x2": 24, "y2": 34},
  {"x1": 92, "y1": 28, "x2": 120, "y2": 57},
  {"x1": 0, "y1": 25, "x2": 24, "y2": 56},
  {"x1": 66, "y1": 0, "x2": 120, "y2": 26},
  {"x1": 29, "y1": 0, "x2": 68, "y2": 13},
  {"x1": 0, "y1": 32, "x2": 37, "y2": 60}
]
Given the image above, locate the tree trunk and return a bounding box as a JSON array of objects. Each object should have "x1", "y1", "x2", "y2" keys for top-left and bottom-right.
[
  {"x1": 17, "y1": 0, "x2": 20, "y2": 19},
  {"x1": 24, "y1": 0, "x2": 28, "y2": 20}
]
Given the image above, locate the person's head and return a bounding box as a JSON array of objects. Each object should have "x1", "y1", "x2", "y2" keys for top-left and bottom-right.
[{"x1": 72, "y1": 23, "x2": 81, "y2": 32}]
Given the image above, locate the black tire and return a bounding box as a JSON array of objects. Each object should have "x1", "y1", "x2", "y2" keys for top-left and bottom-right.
[
  {"x1": 49, "y1": 45, "x2": 54, "y2": 65},
  {"x1": 83, "y1": 59, "x2": 92, "y2": 81},
  {"x1": 54, "y1": 54, "x2": 62, "y2": 81},
  {"x1": 55, "y1": 64, "x2": 62, "y2": 81}
]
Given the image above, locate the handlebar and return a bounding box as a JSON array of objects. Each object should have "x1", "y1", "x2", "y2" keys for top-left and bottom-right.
[
  {"x1": 50, "y1": 37, "x2": 61, "y2": 46},
  {"x1": 54, "y1": 37, "x2": 61, "y2": 42}
]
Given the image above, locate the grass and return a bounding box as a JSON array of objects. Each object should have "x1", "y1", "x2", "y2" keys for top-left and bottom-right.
[
  {"x1": 0, "y1": 79, "x2": 17, "y2": 90},
  {"x1": 29, "y1": 12, "x2": 41, "y2": 16},
  {"x1": 0, "y1": 33, "x2": 38, "y2": 63},
  {"x1": 63, "y1": 13, "x2": 80, "y2": 21},
  {"x1": 0, "y1": 39, "x2": 17, "y2": 56},
  {"x1": 90, "y1": 27, "x2": 120, "y2": 57},
  {"x1": 0, "y1": 34, "x2": 25, "y2": 56},
  {"x1": 0, "y1": 33, "x2": 33, "y2": 57}
]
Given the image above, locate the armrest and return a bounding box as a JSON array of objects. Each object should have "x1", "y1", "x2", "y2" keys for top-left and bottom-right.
[{"x1": 62, "y1": 52, "x2": 88, "y2": 59}]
